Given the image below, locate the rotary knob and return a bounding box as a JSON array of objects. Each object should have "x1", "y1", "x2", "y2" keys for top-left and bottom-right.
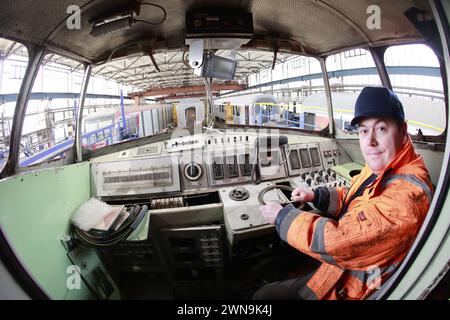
[
  {"x1": 184, "y1": 162, "x2": 202, "y2": 181},
  {"x1": 229, "y1": 187, "x2": 250, "y2": 201}
]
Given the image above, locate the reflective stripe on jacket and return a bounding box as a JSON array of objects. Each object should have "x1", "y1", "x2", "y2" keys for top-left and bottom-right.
[{"x1": 275, "y1": 137, "x2": 433, "y2": 299}]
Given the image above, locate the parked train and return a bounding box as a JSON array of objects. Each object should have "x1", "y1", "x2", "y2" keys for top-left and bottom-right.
[
  {"x1": 82, "y1": 104, "x2": 174, "y2": 149},
  {"x1": 214, "y1": 93, "x2": 280, "y2": 126}
]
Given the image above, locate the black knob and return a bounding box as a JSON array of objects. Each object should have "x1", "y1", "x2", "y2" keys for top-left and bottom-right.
[{"x1": 184, "y1": 163, "x2": 202, "y2": 181}]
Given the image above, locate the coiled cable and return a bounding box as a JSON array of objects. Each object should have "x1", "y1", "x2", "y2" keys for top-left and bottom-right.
[{"x1": 71, "y1": 205, "x2": 148, "y2": 249}]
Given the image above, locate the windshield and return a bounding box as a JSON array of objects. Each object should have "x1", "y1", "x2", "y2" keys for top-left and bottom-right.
[
  {"x1": 26, "y1": 45, "x2": 443, "y2": 156},
  {"x1": 2, "y1": 44, "x2": 444, "y2": 162}
]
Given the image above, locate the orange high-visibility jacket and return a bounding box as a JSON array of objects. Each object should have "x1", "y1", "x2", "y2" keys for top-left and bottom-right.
[{"x1": 275, "y1": 138, "x2": 433, "y2": 299}]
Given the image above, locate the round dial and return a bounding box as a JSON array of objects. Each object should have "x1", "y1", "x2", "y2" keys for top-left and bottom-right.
[{"x1": 184, "y1": 162, "x2": 203, "y2": 181}]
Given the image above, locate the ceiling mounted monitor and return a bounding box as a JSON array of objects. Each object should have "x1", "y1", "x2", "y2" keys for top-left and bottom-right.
[{"x1": 201, "y1": 55, "x2": 237, "y2": 80}]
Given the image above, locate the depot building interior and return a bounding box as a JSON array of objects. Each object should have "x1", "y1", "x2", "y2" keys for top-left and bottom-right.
[{"x1": 0, "y1": 0, "x2": 449, "y2": 300}]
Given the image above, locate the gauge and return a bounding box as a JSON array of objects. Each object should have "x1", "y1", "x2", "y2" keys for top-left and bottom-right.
[{"x1": 184, "y1": 162, "x2": 203, "y2": 181}]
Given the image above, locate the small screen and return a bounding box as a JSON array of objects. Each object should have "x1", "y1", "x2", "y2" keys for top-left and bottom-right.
[
  {"x1": 260, "y1": 151, "x2": 272, "y2": 168},
  {"x1": 212, "y1": 159, "x2": 224, "y2": 179},
  {"x1": 226, "y1": 156, "x2": 238, "y2": 178},
  {"x1": 214, "y1": 58, "x2": 234, "y2": 74},
  {"x1": 309, "y1": 147, "x2": 321, "y2": 166},
  {"x1": 202, "y1": 55, "x2": 237, "y2": 80},
  {"x1": 260, "y1": 150, "x2": 280, "y2": 168},
  {"x1": 289, "y1": 150, "x2": 301, "y2": 170},
  {"x1": 240, "y1": 154, "x2": 252, "y2": 176},
  {"x1": 299, "y1": 148, "x2": 311, "y2": 168}
]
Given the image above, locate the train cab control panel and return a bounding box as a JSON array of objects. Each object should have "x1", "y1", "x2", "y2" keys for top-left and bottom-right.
[{"x1": 90, "y1": 130, "x2": 361, "y2": 290}]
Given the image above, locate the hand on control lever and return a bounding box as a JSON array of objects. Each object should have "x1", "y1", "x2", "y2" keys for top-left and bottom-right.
[
  {"x1": 291, "y1": 186, "x2": 315, "y2": 203},
  {"x1": 259, "y1": 202, "x2": 283, "y2": 225}
]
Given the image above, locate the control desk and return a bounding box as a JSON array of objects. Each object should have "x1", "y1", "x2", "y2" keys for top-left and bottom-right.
[{"x1": 90, "y1": 130, "x2": 362, "y2": 297}]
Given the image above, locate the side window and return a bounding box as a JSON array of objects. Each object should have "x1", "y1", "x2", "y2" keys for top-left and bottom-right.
[
  {"x1": 326, "y1": 48, "x2": 382, "y2": 132},
  {"x1": 19, "y1": 53, "x2": 83, "y2": 167},
  {"x1": 279, "y1": 56, "x2": 329, "y2": 131},
  {"x1": 81, "y1": 54, "x2": 177, "y2": 151},
  {"x1": 384, "y1": 44, "x2": 445, "y2": 136},
  {"x1": 0, "y1": 39, "x2": 29, "y2": 172},
  {"x1": 246, "y1": 54, "x2": 329, "y2": 131}
]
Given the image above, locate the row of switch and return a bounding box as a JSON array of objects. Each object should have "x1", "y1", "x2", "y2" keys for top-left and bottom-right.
[
  {"x1": 299, "y1": 169, "x2": 351, "y2": 189},
  {"x1": 300, "y1": 169, "x2": 337, "y2": 186},
  {"x1": 207, "y1": 135, "x2": 250, "y2": 146},
  {"x1": 323, "y1": 149, "x2": 341, "y2": 158}
]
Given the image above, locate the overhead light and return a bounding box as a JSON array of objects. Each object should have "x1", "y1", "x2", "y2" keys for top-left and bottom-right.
[
  {"x1": 90, "y1": 1, "x2": 140, "y2": 37},
  {"x1": 89, "y1": 1, "x2": 167, "y2": 37},
  {"x1": 91, "y1": 16, "x2": 136, "y2": 37}
]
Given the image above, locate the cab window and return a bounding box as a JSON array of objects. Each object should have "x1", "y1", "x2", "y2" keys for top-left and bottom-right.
[
  {"x1": 326, "y1": 48, "x2": 382, "y2": 133},
  {"x1": 0, "y1": 38, "x2": 29, "y2": 172},
  {"x1": 384, "y1": 44, "x2": 445, "y2": 136}
]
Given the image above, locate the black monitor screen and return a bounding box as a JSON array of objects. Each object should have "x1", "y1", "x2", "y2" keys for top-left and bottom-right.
[
  {"x1": 309, "y1": 147, "x2": 321, "y2": 166},
  {"x1": 202, "y1": 55, "x2": 237, "y2": 80},
  {"x1": 240, "y1": 154, "x2": 252, "y2": 176},
  {"x1": 212, "y1": 159, "x2": 224, "y2": 179},
  {"x1": 299, "y1": 148, "x2": 311, "y2": 168},
  {"x1": 289, "y1": 150, "x2": 301, "y2": 170},
  {"x1": 215, "y1": 59, "x2": 234, "y2": 74},
  {"x1": 226, "y1": 156, "x2": 238, "y2": 178}
]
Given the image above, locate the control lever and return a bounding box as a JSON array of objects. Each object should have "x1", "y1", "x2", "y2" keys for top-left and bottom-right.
[
  {"x1": 258, "y1": 185, "x2": 304, "y2": 209},
  {"x1": 282, "y1": 199, "x2": 303, "y2": 205}
]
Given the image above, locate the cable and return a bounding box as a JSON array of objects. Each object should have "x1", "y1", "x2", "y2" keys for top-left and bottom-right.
[
  {"x1": 71, "y1": 205, "x2": 148, "y2": 249},
  {"x1": 139, "y1": 2, "x2": 167, "y2": 25},
  {"x1": 182, "y1": 47, "x2": 191, "y2": 68},
  {"x1": 100, "y1": 3, "x2": 167, "y2": 64},
  {"x1": 103, "y1": 40, "x2": 145, "y2": 65},
  {"x1": 204, "y1": 77, "x2": 217, "y2": 129}
]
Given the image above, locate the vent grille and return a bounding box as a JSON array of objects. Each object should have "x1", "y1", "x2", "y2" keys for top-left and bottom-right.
[
  {"x1": 102, "y1": 167, "x2": 172, "y2": 189},
  {"x1": 135, "y1": 146, "x2": 160, "y2": 157},
  {"x1": 104, "y1": 171, "x2": 170, "y2": 184}
]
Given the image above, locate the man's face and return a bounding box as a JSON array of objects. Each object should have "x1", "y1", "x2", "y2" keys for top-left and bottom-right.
[{"x1": 358, "y1": 118, "x2": 406, "y2": 175}]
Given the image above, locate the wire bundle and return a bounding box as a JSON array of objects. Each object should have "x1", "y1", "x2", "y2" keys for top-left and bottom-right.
[{"x1": 71, "y1": 205, "x2": 148, "y2": 249}]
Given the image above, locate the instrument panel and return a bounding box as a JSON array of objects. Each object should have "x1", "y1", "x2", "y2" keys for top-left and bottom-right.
[
  {"x1": 89, "y1": 130, "x2": 358, "y2": 250},
  {"x1": 93, "y1": 130, "x2": 359, "y2": 290},
  {"x1": 90, "y1": 131, "x2": 351, "y2": 198}
]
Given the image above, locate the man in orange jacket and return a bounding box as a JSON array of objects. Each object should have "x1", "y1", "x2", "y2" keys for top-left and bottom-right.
[{"x1": 255, "y1": 86, "x2": 433, "y2": 300}]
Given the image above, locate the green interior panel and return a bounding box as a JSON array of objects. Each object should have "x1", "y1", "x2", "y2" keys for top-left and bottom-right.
[
  {"x1": 0, "y1": 163, "x2": 94, "y2": 299},
  {"x1": 332, "y1": 162, "x2": 364, "y2": 181}
]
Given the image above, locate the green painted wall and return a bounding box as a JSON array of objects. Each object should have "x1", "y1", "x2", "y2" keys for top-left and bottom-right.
[{"x1": 0, "y1": 163, "x2": 94, "y2": 299}]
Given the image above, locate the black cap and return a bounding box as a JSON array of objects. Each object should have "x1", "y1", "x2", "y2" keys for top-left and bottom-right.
[{"x1": 351, "y1": 87, "x2": 405, "y2": 126}]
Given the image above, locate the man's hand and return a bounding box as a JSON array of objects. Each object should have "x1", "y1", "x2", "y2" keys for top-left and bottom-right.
[
  {"x1": 291, "y1": 186, "x2": 315, "y2": 202},
  {"x1": 259, "y1": 202, "x2": 283, "y2": 225}
]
